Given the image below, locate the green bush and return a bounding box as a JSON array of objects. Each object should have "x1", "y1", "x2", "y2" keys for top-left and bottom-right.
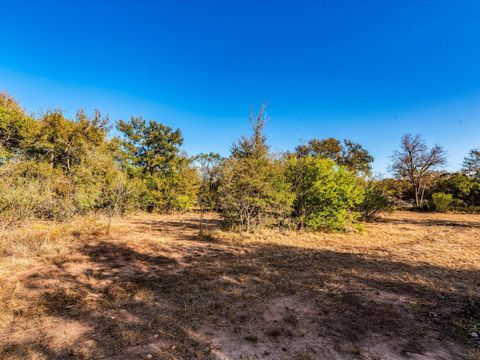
[
  {"x1": 218, "y1": 157, "x2": 293, "y2": 231},
  {"x1": 0, "y1": 160, "x2": 76, "y2": 222},
  {"x1": 217, "y1": 106, "x2": 294, "y2": 231},
  {"x1": 286, "y1": 157, "x2": 364, "y2": 231},
  {"x1": 431, "y1": 193, "x2": 454, "y2": 212},
  {"x1": 357, "y1": 180, "x2": 391, "y2": 220},
  {"x1": 434, "y1": 173, "x2": 480, "y2": 207},
  {"x1": 115, "y1": 117, "x2": 199, "y2": 213},
  {"x1": 0, "y1": 155, "x2": 140, "y2": 223}
]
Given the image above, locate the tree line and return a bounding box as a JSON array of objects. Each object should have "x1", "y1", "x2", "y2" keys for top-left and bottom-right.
[{"x1": 1, "y1": 92, "x2": 479, "y2": 231}]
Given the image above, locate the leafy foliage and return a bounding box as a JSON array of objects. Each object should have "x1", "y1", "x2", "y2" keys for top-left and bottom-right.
[
  {"x1": 431, "y1": 193, "x2": 454, "y2": 212},
  {"x1": 357, "y1": 180, "x2": 391, "y2": 220},
  {"x1": 219, "y1": 157, "x2": 293, "y2": 231},
  {"x1": 0, "y1": 92, "x2": 35, "y2": 160},
  {"x1": 116, "y1": 117, "x2": 198, "y2": 212},
  {"x1": 463, "y1": 148, "x2": 480, "y2": 180},
  {"x1": 433, "y1": 172, "x2": 480, "y2": 209},
  {"x1": 3, "y1": 90, "x2": 477, "y2": 233},
  {"x1": 218, "y1": 106, "x2": 293, "y2": 231},
  {"x1": 286, "y1": 157, "x2": 365, "y2": 231},
  {"x1": 295, "y1": 137, "x2": 373, "y2": 175},
  {"x1": 29, "y1": 110, "x2": 109, "y2": 172},
  {"x1": 375, "y1": 178, "x2": 413, "y2": 207},
  {"x1": 0, "y1": 94, "x2": 138, "y2": 223},
  {"x1": 194, "y1": 152, "x2": 223, "y2": 212}
]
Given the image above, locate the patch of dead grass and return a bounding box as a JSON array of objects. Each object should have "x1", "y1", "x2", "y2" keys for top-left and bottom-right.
[
  {"x1": 0, "y1": 215, "x2": 107, "y2": 327},
  {"x1": 0, "y1": 211, "x2": 479, "y2": 359}
]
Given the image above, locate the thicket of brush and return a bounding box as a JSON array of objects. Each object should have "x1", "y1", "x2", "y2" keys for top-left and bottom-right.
[{"x1": 1, "y1": 92, "x2": 479, "y2": 235}]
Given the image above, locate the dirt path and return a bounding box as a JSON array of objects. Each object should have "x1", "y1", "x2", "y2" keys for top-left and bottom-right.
[{"x1": 1, "y1": 212, "x2": 479, "y2": 359}]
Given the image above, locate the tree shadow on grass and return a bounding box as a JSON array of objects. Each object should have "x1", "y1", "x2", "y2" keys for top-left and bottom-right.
[{"x1": 2, "y1": 217, "x2": 479, "y2": 359}]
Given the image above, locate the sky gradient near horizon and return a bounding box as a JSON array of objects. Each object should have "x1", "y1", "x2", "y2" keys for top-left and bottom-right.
[{"x1": 1, "y1": 1, "x2": 479, "y2": 174}]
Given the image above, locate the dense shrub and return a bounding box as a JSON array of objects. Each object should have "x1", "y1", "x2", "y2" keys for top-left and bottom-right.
[
  {"x1": 286, "y1": 157, "x2": 364, "y2": 231},
  {"x1": 0, "y1": 160, "x2": 75, "y2": 222},
  {"x1": 434, "y1": 173, "x2": 480, "y2": 207},
  {"x1": 218, "y1": 157, "x2": 293, "y2": 231},
  {"x1": 0, "y1": 94, "x2": 143, "y2": 223},
  {"x1": 217, "y1": 106, "x2": 294, "y2": 231},
  {"x1": 375, "y1": 178, "x2": 414, "y2": 207},
  {"x1": 4, "y1": 91, "x2": 478, "y2": 234},
  {"x1": 115, "y1": 117, "x2": 198, "y2": 212},
  {"x1": 0, "y1": 92, "x2": 35, "y2": 160},
  {"x1": 194, "y1": 152, "x2": 223, "y2": 213},
  {"x1": 0, "y1": 157, "x2": 140, "y2": 224},
  {"x1": 431, "y1": 193, "x2": 454, "y2": 212},
  {"x1": 357, "y1": 180, "x2": 391, "y2": 220}
]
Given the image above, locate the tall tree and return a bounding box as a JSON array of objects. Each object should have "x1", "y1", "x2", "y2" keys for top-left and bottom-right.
[
  {"x1": 219, "y1": 105, "x2": 293, "y2": 231},
  {"x1": 463, "y1": 148, "x2": 480, "y2": 180},
  {"x1": 0, "y1": 92, "x2": 35, "y2": 159},
  {"x1": 341, "y1": 139, "x2": 374, "y2": 175},
  {"x1": 295, "y1": 138, "x2": 342, "y2": 160},
  {"x1": 194, "y1": 152, "x2": 223, "y2": 211},
  {"x1": 231, "y1": 104, "x2": 269, "y2": 159},
  {"x1": 116, "y1": 117, "x2": 196, "y2": 212},
  {"x1": 116, "y1": 117, "x2": 184, "y2": 176},
  {"x1": 391, "y1": 134, "x2": 447, "y2": 207},
  {"x1": 37, "y1": 110, "x2": 108, "y2": 171},
  {"x1": 295, "y1": 137, "x2": 373, "y2": 175}
]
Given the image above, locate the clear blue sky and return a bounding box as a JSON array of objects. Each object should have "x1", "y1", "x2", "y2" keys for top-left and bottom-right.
[{"x1": 1, "y1": 1, "x2": 479, "y2": 174}]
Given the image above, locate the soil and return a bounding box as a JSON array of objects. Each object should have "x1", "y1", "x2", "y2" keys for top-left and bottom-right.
[{"x1": 1, "y1": 212, "x2": 479, "y2": 359}]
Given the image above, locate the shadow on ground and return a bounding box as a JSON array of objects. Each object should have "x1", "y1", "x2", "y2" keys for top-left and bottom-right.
[
  {"x1": 2, "y1": 215, "x2": 479, "y2": 359},
  {"x1": 378, "y1": 213, "x2": 480, "y2": 229}
]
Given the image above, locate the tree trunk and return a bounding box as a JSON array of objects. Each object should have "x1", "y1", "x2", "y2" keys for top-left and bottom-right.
[
  {"x1": 420, "y1": 186, "x2": 426, "y2": 207},
  {"x1": 414, "y1": 184, "x2": 420, "y2": 208}
]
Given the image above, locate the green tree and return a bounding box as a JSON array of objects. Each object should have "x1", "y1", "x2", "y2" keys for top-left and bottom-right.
[
  {"x1": 463, "y1": 148, "x2": 480, "y2": 180},
  {"x1": 375, "y1": 178, "x2": 413, "y2": 207},
  {"x1": 295, "y1": 137, "x2": 373, "y2": 175},
  {"x1": 341, "y1": 139, "x2": 374, "y2": 175},
  {"x1": 295, "y1": 138, "x2": 342, "y2": 159},
  {"x1": 231, "y1": 104, "x2": 269, "y2": 160},
  {"x1": 116, "y1": 117, "x2": 197, "y2": 212},
  {"x1": 357, "y1": 179, "x2": 390, "y2": 220},
  {"x1": 194, "y1": 152, "x2": 223, "y2": 212},
  {"x1": 116, "y1": 117, "x2": 183, "y2": 175},
  {"x1": 286, "y1": 157, "x2": 365, "y2": 231},
  {"x1": 218, "y1": 106, "x2": 293, "y2": 231},
  {"x1": 434, "y1": 172, "x2": 480, "y2": 207},
  {"x1": 0, "y1": 92, "x2": 35, "y2": 160},
  {"x1": 29, "y1": 109, "x2": 109, "y2": 172},
  {"x1": 219, "y1": 157, "x2": 293, "y2": 231}
]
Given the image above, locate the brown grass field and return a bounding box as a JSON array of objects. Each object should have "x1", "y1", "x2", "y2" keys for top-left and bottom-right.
[{"x1": 0, "y1": 211, "x2": 479, "y2": 359}]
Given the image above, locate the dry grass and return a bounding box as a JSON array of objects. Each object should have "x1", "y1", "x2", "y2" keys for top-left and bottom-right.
[
  {"x1": 0, "y1": 211, "x2": 479, "y2": 359},
  {"x1": 0, "y1": 215, "x2": 105, "y2": 275},
  {"x1": 0, "y1": 216, "x2": 106, "y2": 327}
]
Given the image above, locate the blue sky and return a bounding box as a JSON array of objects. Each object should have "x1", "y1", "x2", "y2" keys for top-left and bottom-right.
[{"x1": 1, "y1": 1, "x2": 479, "y2": 174}]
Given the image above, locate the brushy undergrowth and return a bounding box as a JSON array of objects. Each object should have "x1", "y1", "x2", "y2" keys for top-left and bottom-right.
[{"x1": 0, "y1": 215, "x2": 105, "y2": 259}]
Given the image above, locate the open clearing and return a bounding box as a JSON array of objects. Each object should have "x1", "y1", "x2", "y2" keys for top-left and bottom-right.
[{"x1": 1, "y1": 211, "x2": 479, "y2": 359}]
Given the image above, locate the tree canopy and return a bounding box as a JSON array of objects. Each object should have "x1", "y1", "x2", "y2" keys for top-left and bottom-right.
[
  {"x1": 1, "y1": 90, "x2": 479, "y2": 230},
  {"x1": 391, "y1": 133, "x2": 447, "y2": 207},
  {"x1": 295, "y1": 137, "x2": 373, "y2": 175}
]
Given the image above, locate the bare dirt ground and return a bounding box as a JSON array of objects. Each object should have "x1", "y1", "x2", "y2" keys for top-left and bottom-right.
[{"x1": 1, "y1": 211, "x2": 479, "y2": 359}]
